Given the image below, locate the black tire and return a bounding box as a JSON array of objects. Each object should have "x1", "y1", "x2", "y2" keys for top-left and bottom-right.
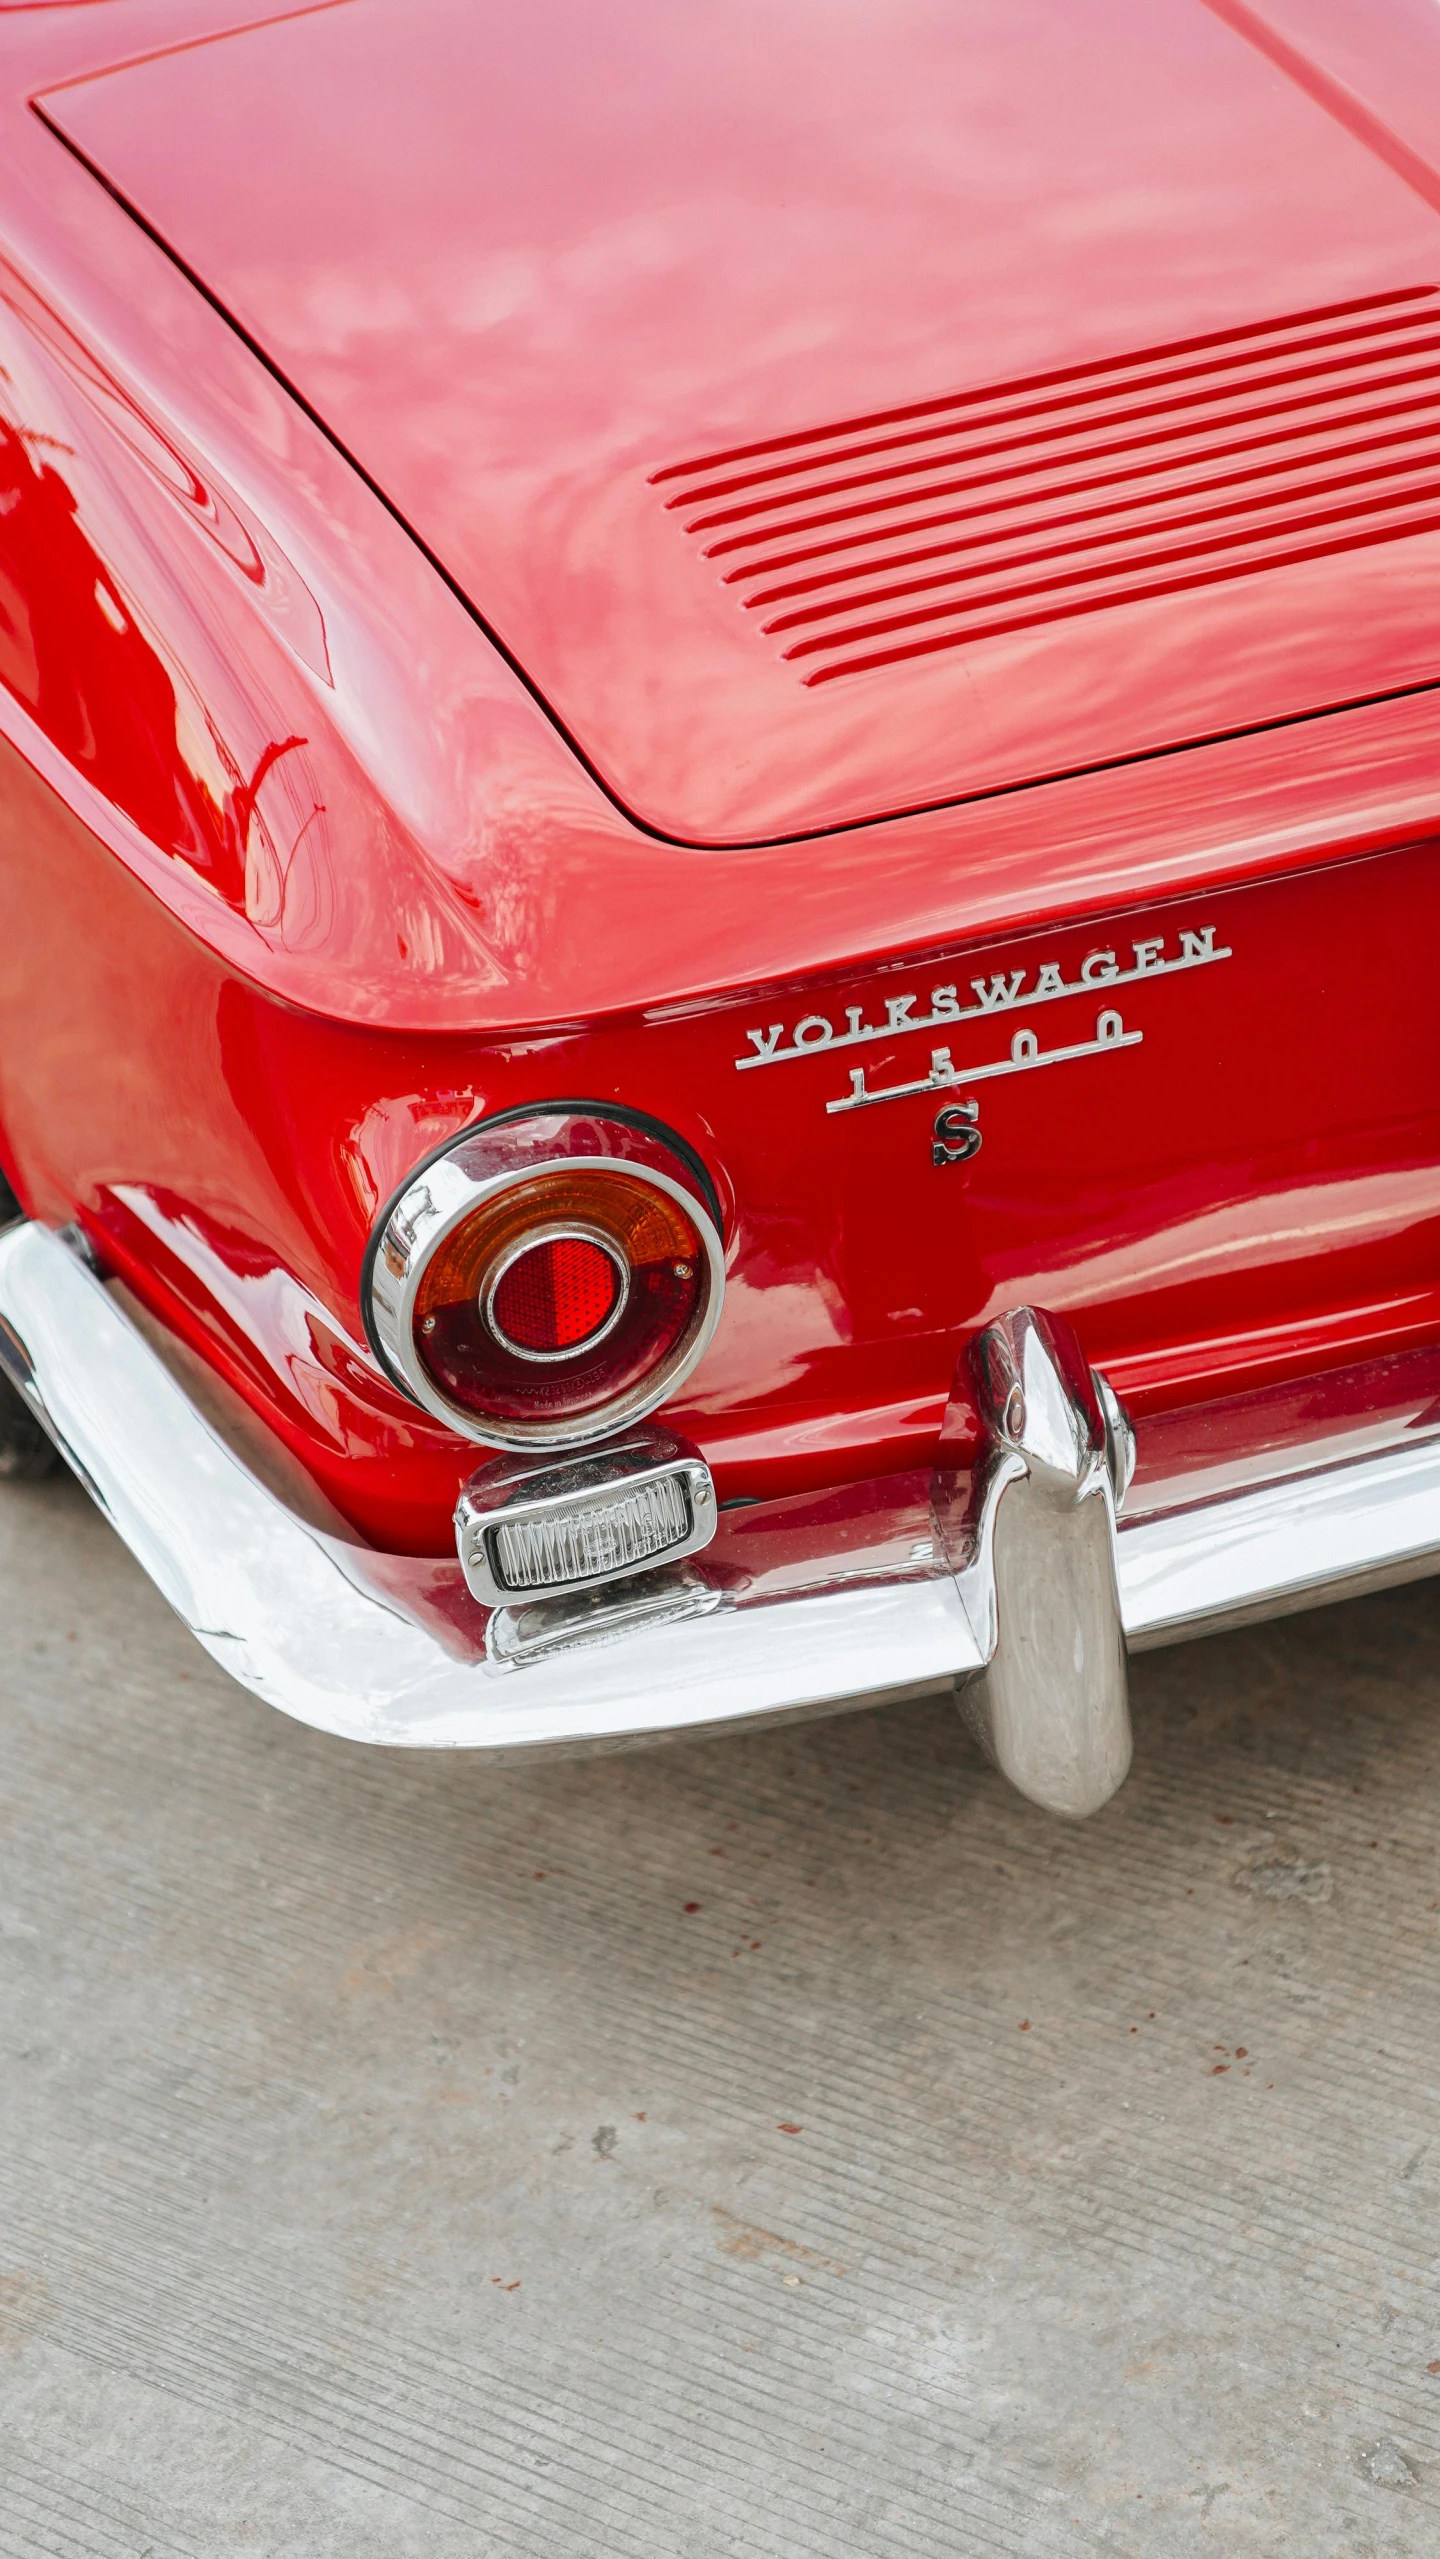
[
  {"x1": 0, "y1": 1164, "x2": 57, "y2": 1477},
  {"x1": 0, "y1": 1366, "x2": 57, "y2": 1479}
]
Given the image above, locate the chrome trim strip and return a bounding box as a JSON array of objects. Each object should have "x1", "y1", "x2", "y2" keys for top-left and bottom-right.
[
  {"x1": 3, "y1": 1221, "x2": 1440, "y2": 1763},
  {"x1": 1119, "y1": 1439, "x2": 1440, "y2": 1648}
]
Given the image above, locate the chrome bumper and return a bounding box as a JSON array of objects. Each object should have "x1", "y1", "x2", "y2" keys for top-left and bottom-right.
[{"x1": 3, "y1": 1220, "x2": 1439, "y2": 1802}]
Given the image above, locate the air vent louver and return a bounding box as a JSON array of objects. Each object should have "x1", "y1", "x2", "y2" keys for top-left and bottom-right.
[{"x1": 653, "y1": 288, "x2": 1440, "y2": 685}]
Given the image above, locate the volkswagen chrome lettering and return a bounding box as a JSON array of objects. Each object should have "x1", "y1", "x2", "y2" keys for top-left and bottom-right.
[{"x1": 735, "y1": 925, "x2": 1230, "y2": 1074}]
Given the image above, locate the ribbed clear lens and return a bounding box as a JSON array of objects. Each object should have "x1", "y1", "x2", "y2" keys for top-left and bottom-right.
[{"x1": 492, "y1": 1473, "x2": 692, "y2": 1592}]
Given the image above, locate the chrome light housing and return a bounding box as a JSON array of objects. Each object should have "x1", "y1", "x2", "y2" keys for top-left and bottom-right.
[
  {"x1": 455, "y1": 1426, "x2": 717, "y2": 1605},
  {"x1": 363, "y1": 1107, "x2": 725, "y2": 1451}
]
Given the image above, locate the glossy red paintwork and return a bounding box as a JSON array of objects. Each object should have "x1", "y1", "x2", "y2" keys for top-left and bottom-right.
[
  {"x1": 36, "y1": 0, "x2": 1440, "y2": 842},
  {"x1": 0, "y1": 0, "x2": 1438, "y2": 1555}
]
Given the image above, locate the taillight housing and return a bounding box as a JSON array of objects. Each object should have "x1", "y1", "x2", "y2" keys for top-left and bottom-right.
[{"x1": 364, "y1": 1108, "x2": 725, "y2": 1450}]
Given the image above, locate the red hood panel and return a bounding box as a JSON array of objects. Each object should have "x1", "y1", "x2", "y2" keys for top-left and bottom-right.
[{"x1": 38, "y1": 0, "x2": 1440, "y2": 842}]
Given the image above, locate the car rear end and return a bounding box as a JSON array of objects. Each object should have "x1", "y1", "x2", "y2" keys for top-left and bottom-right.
[{"x1": 3, "y1": 0, "x2": 1440, "y2": 1807}]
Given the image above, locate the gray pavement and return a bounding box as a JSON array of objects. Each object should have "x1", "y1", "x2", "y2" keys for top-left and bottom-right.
[{"x1": 2, "y1": 1464, "x2": 1440, "y2": 2555}]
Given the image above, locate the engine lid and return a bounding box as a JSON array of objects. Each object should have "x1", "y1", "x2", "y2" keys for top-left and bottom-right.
[{"x1": 38, "y1": 0, "x2": 1440, "y2": 843}]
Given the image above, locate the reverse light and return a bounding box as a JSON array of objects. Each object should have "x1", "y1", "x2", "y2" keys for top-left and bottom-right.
[
  {"x1": 496, "y1": 1471, "x2": 686, "y2": 1586},
  {"x1": 364, "y1": 1108, "x2": 725, "y2": 1450},
  {"x1": 454, "y1": 1427, "x2": 717, "y2": 1605}
]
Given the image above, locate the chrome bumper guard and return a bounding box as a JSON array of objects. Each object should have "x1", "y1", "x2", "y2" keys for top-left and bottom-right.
[{"x1": 3, "y1": 1219, "x2": 1439, "y2": 1813}]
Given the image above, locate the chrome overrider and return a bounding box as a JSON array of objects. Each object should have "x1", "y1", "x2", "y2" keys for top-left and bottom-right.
[
  {"x1": 4, "y1": 1218, "x2": 1440, "y2": 1813},
  {"x1": 935, "y1": 1306, "x2": 1133, "y2": 1817}
]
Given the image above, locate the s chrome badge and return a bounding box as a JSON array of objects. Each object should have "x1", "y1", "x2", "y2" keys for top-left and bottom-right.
[{"x1": 933, "y1": 1100, "x2": 981, "y2": 1167}]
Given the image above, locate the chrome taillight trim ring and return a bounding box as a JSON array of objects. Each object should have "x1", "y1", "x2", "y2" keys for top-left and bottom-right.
[
  {"x1": 367, "y1": 1144, "x2": 725, "y2": 1450},
  {"x1": 481, "y1": 1221, "x2": 631, "y2": 1366}
]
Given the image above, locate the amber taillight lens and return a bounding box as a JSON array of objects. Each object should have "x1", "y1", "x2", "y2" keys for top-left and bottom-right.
[
  {"x1": 413, "y1": 1167, "x2": 704, "y2": 1431},
  {"x1": 366, "y1": 1112, "x2": 724, "y2": 1450}
]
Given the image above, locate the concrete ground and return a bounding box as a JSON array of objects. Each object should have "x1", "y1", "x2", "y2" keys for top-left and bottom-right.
[{"x1": 2, "y1": 1470, "x2": 1440, "y2": 2556}]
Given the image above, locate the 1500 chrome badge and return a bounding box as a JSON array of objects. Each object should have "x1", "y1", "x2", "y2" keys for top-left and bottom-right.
[{"x1": 734, "y1": 923, "x2": 1230, "y2": 1130}]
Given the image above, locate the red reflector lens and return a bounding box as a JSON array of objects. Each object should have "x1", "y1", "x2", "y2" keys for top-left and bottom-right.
[{"x1": 491, "y1": 1234, "x2": 621, "y2": 1355}]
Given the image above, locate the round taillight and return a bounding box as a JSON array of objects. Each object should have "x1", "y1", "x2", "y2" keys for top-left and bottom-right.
[{"x1": 364, "y1": 1109, "x2": 724, "y2": 1450}]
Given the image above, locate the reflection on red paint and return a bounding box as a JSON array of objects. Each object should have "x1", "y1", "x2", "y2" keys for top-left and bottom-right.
[{"x1": 0, "y1": 407, "x2": 317, "y2": 909}]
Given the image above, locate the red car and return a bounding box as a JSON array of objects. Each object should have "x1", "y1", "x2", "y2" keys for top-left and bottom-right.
[{"x1": 2, "y1": 0, "x2": 1439, "y2": 1816}]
